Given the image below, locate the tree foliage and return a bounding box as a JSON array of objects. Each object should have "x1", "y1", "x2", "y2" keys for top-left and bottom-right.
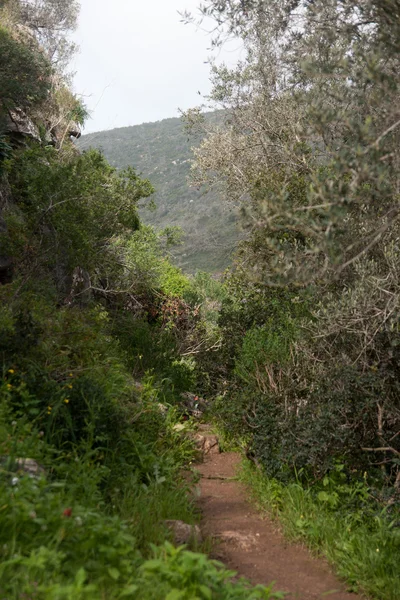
[
  {"x1": 190, "y1": 0, "x2": 400, "y2": 494},
  {"x1": 0, "y1": 24, "x2": 51, "y2": 117},
  {"x1": 3, "y1": 0, "x2": 80, "y2": 69}
]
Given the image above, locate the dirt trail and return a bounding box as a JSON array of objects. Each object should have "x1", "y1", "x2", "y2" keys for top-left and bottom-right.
[{"x1": 195, "y1": 427, "x2": 363, "y2": 600}]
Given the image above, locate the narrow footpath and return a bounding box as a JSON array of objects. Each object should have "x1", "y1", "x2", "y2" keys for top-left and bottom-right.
[{"x1": 194, "y1": 427, "x2": 364, "y2": 600}]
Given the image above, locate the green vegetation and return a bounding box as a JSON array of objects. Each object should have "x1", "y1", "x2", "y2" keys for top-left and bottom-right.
[
  {"x1": 0, "y1": 2, "x2": 279, "y2": 598},
  {"x1": 240, "y1": 462, "x2": 400, "y2": 600},
  {"x1": 0, "y1": 25, "x2": 51, "y2": 116},
  {"x1": 185, "y1": 1, "x2": 400, "y2": 597},
  {"x1": 78, "y1": 113, "x2": 243, "y2": 273},
  {"x1": 2, "y1": 0, "x2": 400, "y2": 598}
]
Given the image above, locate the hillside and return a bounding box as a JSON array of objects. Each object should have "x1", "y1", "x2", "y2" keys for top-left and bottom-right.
[{"x1": 78, "y1": 115, "x2": 242, "y2": 273}]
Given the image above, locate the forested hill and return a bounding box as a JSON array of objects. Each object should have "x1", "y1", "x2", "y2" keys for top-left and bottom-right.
[{"x1": 78, "y1": 115, "x2": 242, "y2": 273}]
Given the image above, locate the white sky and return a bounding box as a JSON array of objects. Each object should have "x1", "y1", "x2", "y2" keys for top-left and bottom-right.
[{"x1": 71, "y1": 0, "x2": 239, "y2": 134}]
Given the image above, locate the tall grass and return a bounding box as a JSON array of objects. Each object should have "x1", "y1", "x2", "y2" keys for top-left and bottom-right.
[{"x1": 240, "y1": 461, "x2": 400, "y2": 600}]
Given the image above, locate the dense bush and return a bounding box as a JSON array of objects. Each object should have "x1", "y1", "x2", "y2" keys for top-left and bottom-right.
[
  {"x1": 0, "y1": 24, "x2": 51, "y2": 118},
  {"x1": 190, "y1": 0, "x2": 400, "y2": 496}
]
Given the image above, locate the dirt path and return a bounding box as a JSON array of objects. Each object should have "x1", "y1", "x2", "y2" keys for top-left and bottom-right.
[{"x1": 195, "y1": 428, "x2": 364, "y2": 600}]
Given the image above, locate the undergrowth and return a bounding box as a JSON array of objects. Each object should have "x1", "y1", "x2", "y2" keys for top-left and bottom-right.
[
  {"x1": 0, "y1": 368, "x2": 282, "y2": 599},
  {"x1": 239, "y1": 460, "x2": 400, "y2": 600},
  {"x1": 0, "y1": 291, "x2": 281, "y2": 599}
]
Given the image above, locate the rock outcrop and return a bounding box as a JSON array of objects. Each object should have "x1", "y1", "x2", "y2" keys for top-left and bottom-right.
[
  {"x1": 5, "y1": 107, "x2": 41, "y2": 144},
  {"x1": 4, "y1": 108, "x2": 81, "y2": 148}
]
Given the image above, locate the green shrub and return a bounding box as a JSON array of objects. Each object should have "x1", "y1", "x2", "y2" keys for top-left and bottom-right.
[
  {"x1": 0, "y1": 25, "x2": 51, "y2": 117},
  {"x1": 135, "y1": 542, "x2": 283, "y2": 600}
]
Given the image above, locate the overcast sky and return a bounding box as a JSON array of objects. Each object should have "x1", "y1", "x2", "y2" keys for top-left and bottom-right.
[{"x1": 71, "y1": 0, "x2": 238, "y2": 134}]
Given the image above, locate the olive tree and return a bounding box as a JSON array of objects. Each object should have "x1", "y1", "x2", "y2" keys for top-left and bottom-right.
[
  {"x1": 188, "y1": 0, "x2": 400, "y2": 488},
  {"x1": 2, "y1": 0, "x2": 80, "y2": 70}
]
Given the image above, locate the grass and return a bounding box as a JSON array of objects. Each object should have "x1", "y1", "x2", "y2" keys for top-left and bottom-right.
[{"x1": 239, "y1": 460, "x2": 400, "y2": 600}]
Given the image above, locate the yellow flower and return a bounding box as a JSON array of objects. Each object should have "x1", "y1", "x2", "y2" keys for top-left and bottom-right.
[
  {"x1": 47, "y1": 406, "x2": 52, "y2": 411},
  {"x1": 6, "y1": 383, "x2": 12, "y2": 390},
  {"x1": 376, "y1": 548, "x2": 380, "y2": 552},
  {"x1": 64, "y1": 399, "x2": 70, "y2": 404},
  {"x1": 67, "y1": 384, "x2": 73, "y2": 389},
  {"x1": 69, "y1": 373, "x2": 73, "y2": 377},
  {"x1": 138, "y1": 355, "x2": 143, "y2": 360},
  {"x1": 8, "y1": 369, "x2": 15, "y2": 374}
]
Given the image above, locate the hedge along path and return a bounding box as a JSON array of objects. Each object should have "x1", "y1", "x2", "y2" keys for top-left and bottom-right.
[{"x1": 194, "y1": 425, "x2": 364, "y2": 600}]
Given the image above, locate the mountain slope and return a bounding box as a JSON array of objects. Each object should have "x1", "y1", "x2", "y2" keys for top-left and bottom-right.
[{"x1": 78, "y1": 115, "x2": 242, "y2": 273}]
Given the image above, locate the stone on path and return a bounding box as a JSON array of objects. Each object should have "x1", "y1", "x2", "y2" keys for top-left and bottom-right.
[{"x1": 163, "y1": 520, "x2": 202, "y2": 546}]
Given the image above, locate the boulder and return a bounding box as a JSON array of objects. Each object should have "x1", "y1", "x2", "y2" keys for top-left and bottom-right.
[
  {"x1": 163, "y1": 520, "x2": 202, "y2": 545},
  {"x1": 1, "y1": 457, "x2": 45, "y2": 478},
  {"x1": 180, "y1": 392, "x2": 208, "y2": 419},
  {"x1": 15, "y1": 458, "x2": 45, "y2": 477},
  {"x1": 192, "y1": 433, "x2": 219, "y2": 456}
]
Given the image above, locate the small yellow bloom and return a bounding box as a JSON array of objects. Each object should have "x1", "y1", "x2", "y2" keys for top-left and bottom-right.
[
  {"x1": 69, "y1": 373, "x2": 73, "y2": 377},
  {"x1": 8, "y1": 369, "x2": 15, "y2": 374},
  {"x1": 64, "y1": 399, "x2": 70, "y2": 404},
  {"x1": 376, "y1": 548, "x2": 380, "y2": 552},
  {"x1": 47, "y1": 406, "x2": 52, "y2": 411},
  {"x1": 6, "y1": 383, "x2": 12, "y2": 390},
  {"x1": 67, "y1": 384, "x2": 73, "y2": 389},
  {"x1": 138, "y1": 355, "x2": 143, "y2": 360}
]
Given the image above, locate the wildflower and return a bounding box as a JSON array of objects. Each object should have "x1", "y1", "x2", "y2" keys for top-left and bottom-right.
[
  {"x1": 11, "y1": 421, "x2": 17, "y2": 427},
  {"x1": 75, "y1": 516, "x2": 83, "y2": 526},
  {"x1": 6, "y1": 383, "x2": 12, "y2": 390},
  {"x1": 8, "y1": 369, "x2": 14, "y2": 374},
  {"x1": 64, "y1": 398, "x2": 70, "y2": 404},
  {"x1": 69, "y1": 373, "x2": 73, "y2": 377},
  {"x1": 138, "y1": 354, "x2": 143, "y2": 360},
  {"x1": 29, "y1": 511, "x2": 37, "y2": 519},
  {"x1": 67, "y1": 384, "x2": 73, "y2": 389},
  {"x1": 376, "y1": 548, "x2": 380, "y2": 553},
  {"x1": 11, "y1": 477, "x2": 19, "y2": 486},
  {"x1": 63, "y1": 507, "x2": 72, "y2": 517}
]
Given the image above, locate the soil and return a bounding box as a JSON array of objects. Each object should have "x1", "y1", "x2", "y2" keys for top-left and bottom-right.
[{"x1": 194, "y1": 429, "x2": 364, "y2": 600}]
